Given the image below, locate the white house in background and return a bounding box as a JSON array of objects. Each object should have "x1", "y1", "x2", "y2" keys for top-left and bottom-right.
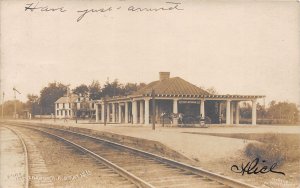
[{"x1": 55, "y1": 94, "x2": 96, "y2": 119}]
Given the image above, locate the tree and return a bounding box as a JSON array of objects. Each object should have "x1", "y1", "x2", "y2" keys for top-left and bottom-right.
[
  {"x1": 206, "y1": 87, "x2": 218, "y2": 94},
  {"x1": 1, "y1": 100, "x2": 25, "y2": 117},
  {"x1": 267, "y1": 101, "x2": 298, "y2": 123},
  {"x1": 102, "y1": 79, "x2": 123, "y2": 97},
  {"x1": 88, "y1": 80, "x2": 102, "y2": 100},
  {"x1": 101, "y1": 80, "x2": 145, "y2": 97},
  {"x1": 25, "y1": 94, "x2": 39, "y2": 115},
  {"x1": 40, "y1": 82, "x2": 67, "y2": 115},
  {"x1": 256, "y1": 102, "x2": 266, "y2": 119},
  {"x1": 121, "y1": 82, "x2": 146, "y2": 96},
  {"x1": 73, "y1": 84, "x2": 89, "y2": 96}
]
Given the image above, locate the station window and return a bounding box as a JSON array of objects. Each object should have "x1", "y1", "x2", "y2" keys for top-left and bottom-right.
[
  {"x1": 63, "y1": 103, "x2": 65, "y2": 108},
  {"x1": 56, "y1": 103, "x2": 59, "y2": 108}
]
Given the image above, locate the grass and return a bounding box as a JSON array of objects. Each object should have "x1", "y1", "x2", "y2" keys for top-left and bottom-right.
[
  {"x1": 184, "y1": 132, "x2": 300, "y2": 165},
  {"x1": 244, "y1": 134, "x2": 300, "y2": 166}
]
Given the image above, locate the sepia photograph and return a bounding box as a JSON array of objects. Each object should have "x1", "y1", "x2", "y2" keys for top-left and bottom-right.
[{"x1": 0, "y1": 0, "x2": 299, "y2": 187}]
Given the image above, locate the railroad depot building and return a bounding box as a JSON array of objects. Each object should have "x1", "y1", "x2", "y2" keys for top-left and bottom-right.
[{"x1": 95, "y1": 72, "x2": 264, "y2": 125}]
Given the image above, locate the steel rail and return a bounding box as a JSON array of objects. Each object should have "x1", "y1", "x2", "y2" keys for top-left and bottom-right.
[
  {"x1": 7, "y1": 124, "x2": 154, "y2": 188},
  {"x1": 4, "y1": 126, "x2": 29, "y2": 188},
  {"x1": 9, "y1": 122, "x2": 257, "y2": 188}
]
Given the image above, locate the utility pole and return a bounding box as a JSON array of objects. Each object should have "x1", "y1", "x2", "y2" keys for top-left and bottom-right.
[
  {"x1": 151, "y1": 89, "x2": 155, "y2": 130},
  {"x1": 1, "y1": 92, "x2": 4, "y2": 119},
  {"x1": 13, "y1": 87, "x2": 21, "y2": 119}
]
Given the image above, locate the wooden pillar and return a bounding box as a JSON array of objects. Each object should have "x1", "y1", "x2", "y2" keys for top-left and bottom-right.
[
  {"x1": 95, "y1": 104, "x2": 99, "y2": 122},
  {"x1": 144, "y1": 99, "x2": 150, "y2": 125},
  {"x1": 226, "y1": 100, "x2": 231, "y2": 125},
  {"x1": 200, "y1": 99, "x2": 205, "y2": 118},
  {"x1": 173, "y1": 99, "x2": 178, "y2": 124},
  {"x1": 132, "y1": 100, "x2": 138, "y2": 124},
  {"x1": 118, "y1": 103, "x2": 122, "y2": 123},
  {"x1": 219, "y1": 102, "x2": 222, "y2": 124},
  {"x1": 125, "y1": 102, "x2": 129, "y2": 123},
  {"x1": 106, "y1": 103, "x2": 110, "y2": 123},
  {"x1": 112, "y1": 103, "x2": 115, "y2": 123},
  {"x1": 235, "y1": 101, "x2": 240, "y2": 125},
  {"x1": 101, "y1": 104, "x2": 105, "y2": 123},
  {"x1": 139, "y1": 101, "x2": 144, "y2": 124}
]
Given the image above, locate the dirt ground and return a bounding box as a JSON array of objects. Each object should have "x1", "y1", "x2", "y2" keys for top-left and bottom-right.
[{"x1": 8, "y1": 119, "x2": 300, "y2": 187}]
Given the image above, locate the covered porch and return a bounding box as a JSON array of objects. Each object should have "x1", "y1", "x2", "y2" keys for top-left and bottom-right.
[{"x1": 94, "y1": 94, "x2": 263, "y2": 126}]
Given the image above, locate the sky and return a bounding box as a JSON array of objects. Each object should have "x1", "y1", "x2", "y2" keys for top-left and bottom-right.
[{"x1": 1, "y1": 0, "x2": 299, "y2": 106}]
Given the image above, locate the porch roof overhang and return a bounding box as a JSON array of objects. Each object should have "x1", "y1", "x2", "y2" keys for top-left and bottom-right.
[{"x1": 94, "y1": 94, "x2": 265, "y2": 104}]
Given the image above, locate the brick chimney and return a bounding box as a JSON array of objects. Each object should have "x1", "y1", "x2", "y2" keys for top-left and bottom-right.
[{"x1": 159, "y1": 72, "x2": 170, "y2": 81}]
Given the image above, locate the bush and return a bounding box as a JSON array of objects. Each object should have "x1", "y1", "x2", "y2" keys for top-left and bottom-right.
[{"x1": 244, "y1": 134, "x2": 300, "y2": 166}]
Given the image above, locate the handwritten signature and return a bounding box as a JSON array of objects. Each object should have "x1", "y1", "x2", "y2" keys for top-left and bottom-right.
[
  {"x1": 231, "y1": 158, "x2": 285, "y2": 176},
  {"x1": 24, "y1": 2, "x2": 184, "y2": 22}
]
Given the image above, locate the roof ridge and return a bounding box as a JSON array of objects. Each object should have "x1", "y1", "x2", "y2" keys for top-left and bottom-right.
[{"x1": 131, "y1": 76, "x2": 209, "y2": 96}]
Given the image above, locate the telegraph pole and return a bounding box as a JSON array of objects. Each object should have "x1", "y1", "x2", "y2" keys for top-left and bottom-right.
[{"x1": 13, "y1": 87, "x2": 21, "y2": 119}]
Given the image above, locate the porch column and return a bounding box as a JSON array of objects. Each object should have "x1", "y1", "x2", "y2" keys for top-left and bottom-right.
[
  {"x1": 118, "y1": 103, "x2": 122, "y2": 123},
  {"x1": 200, "y1": 99, "x2": 205, "y2": 118},
  {"x1": 230, "y1": 102, "x2": 234, "y2": 124},
  {"x1": 226, "y1": 100, "x2": 231, "y2": 125},
  {"x1": 106, "y1": 103, "x2": 110, "y2": 123},
  {"x1": 101, "y1": 104, "x2": 105, "y2": 123},
  {"x1": 112, "y1": 103, "x2": 115, "y2": 123},
  {"x1": 132, "y1": 100, "x2": 138, "y2": 124},
  {"x1": 140, "y1": 101, "x2": 144, "y2": 124},
  {"x1": 95, "y1": 104, "x2": 99, "y2": 122},
  {"x1": 252, "y1": 99, "x2": 257, "y2": 125},
  {"x1": 144, "y1": 99, "x2": 150, "y2": 125},
  {"x1": 235, "y1": 101, "x2": 240, "y2": 125},
  {"x1": 173, "y1": 99, "x2": 178, "y2": 124},
  {"x1": 125, "y1": 102, "x2": 129, "y2": 123},
  {"x1": 219, "y1": 102, "x2": 222, "y2": 124}
]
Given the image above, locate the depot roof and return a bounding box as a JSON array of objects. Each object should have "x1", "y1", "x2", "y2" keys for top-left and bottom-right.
[{"x1": 132, "y1": 77, "x2": 210, "y2": 96}]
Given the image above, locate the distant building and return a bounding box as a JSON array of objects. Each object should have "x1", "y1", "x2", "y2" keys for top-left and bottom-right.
[
  {"x1": 55, "y1": 94, "x2": 96, "y2": 119},
  {"x1": 95, "y1": 72, "x2": 265, "y2": 125}
]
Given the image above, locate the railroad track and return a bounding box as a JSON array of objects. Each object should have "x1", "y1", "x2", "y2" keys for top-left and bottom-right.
[
  {"x1": 5, "y1": 122, "x2": 257, "y2": 188},
  {"x1": 2, "y1": 125, "x2": 139, "y2": 188}
]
